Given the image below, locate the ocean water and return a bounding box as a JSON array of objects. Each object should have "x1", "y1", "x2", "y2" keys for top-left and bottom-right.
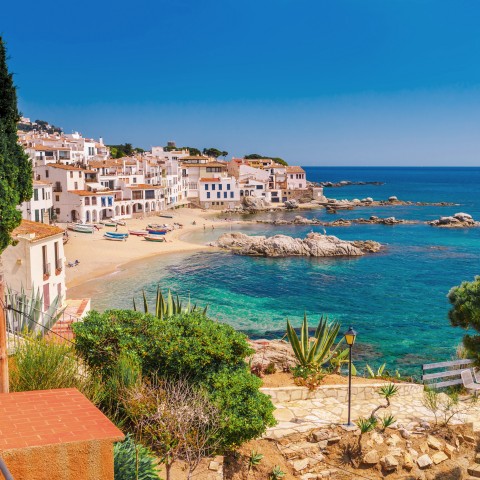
[{"x1": 71, "y1": 167, "x2": 480, "y2": 376}]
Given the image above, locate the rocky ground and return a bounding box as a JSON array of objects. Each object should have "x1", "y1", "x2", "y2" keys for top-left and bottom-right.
[{"x1": 213, "y1": 232, "x2": 382, "y2": 257}]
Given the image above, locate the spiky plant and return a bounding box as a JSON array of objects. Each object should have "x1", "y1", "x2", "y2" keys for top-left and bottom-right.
[
  {"x1": 286, "y1": 314, "x2": 343, "y2": 369},
  {"x1": 330, "y1": 347, "x2": 357, "y2": 375},
  {"x1": 247, "y1": 450, "x2": 264, "y2": 478},
  {"x1": 380, "y1": 413, "x2": 396, "y2": 431},
  {"x1": 371, "y1": 383, "x2": 399, "y2": 419},
  {"x1": 114, "y1": 434, "x2": 159, "y2": 480},
  {"x1": 133, "y1": 287, "x2": 207, "y2": 319},
  {"x1": 366, "y1": 363, "x2": 386, "y2": 379},
  {"x1": 357, "y1": 416, "x2": 377, "y2": 434},
  {"x1": 5, "y1": 285, "x2": 65, "y2": 336},
  {"x1": 269, "y1": 465, "x2": 286, "y2": 480}
]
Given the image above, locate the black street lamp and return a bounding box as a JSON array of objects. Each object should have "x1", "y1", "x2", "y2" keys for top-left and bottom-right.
[{"x1": 344, "y1": 326, "x2": 357, "y2": 426}]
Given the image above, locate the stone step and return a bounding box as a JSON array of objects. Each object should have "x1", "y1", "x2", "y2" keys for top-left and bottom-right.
[{"x1": 467, "y1": 464, "x2": 480, "y2": 478}]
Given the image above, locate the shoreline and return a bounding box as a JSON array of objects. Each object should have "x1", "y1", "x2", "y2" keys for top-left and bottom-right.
[{"x1": 65, "y1": 208, "x2": 252, "y2": 292}]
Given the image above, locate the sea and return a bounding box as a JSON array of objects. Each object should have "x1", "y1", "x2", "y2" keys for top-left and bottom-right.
[{"x1": 70, "y1": 167, "x2": 480, "y2": 377}]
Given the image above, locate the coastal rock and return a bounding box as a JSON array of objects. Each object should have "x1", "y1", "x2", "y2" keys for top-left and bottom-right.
[
  {"x1": 284, "y1": 199, "x2": 299, "y2": 209},
  {"x1": 214, "y1": 232, "x2": 382, "y2": 257},
  {"x1": 242, "y1": 196, "x2": 271, "y2": 211},
  {"x1": 389, "y1": 196, "x2": 399, "y2": 202},
  {"x1": 429, "y1": 212, "x2": 479, "y2": 228},
  {"x1": 248, "y1": 339, "x2": 297, "y2": 371}
]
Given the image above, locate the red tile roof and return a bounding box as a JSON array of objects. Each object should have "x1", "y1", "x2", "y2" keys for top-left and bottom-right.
[
  {"x1": 199, "y1": 178, "x2": 222, "y2": 182},
  {"x1": 0, "y1": 389, "x2": 124, "y2": 450},
  {"x1": 12, "y1": 220, "x2": 64, "y2": 241}
]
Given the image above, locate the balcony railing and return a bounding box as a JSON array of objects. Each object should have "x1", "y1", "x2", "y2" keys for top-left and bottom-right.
[{"x1": 55, "y1": 257, "x2": 63, "y2": 272}]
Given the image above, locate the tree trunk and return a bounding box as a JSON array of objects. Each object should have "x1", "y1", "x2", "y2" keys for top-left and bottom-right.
[
  {"x1": 165, "y1": 462, "x2": 172, "y2": 480},
  {"x1": 0, "y1": 270, "x2": 9, "y2": 393}
]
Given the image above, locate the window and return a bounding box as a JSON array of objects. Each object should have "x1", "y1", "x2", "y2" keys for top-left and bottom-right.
[
  {"x1": 42, "y1": 189, "x2": 45, "y2": 200},
  {"x1": 54, "y1": 241, "x2": 59, "y2": 272},
  {"x1": 256, "y1": 185, "x2": 263, "y2": 189},
  {"x1": 85, "y1": 197, "x2": 90, "y2": 205},
  {"x1": 42, "y1": 245, "x2": 48, "y2": 275},
  {"x1": 74, "y1": 182, "x2": 78, "y2": 190},
  {"x1": 55, "y1": 208, "x2": 60, "y2": 214},
  {"x1": 219, "y1": 184, "x2": 222, "y2": 190},
  {"x1": 223, "y1": 192, "x2": 227, "y2": 198},
  {"x1": 35, "y1": 210, "x2": 40, "y2": 222},
  {"x1": 227, "y1": 184, "x2": 231, "y2": 190},
  {"x1": 230, "y1": 192, "x2": 234, "y2": 198},
  {"x1": 45, "y1": 170, "x2": 49, "y2": 178},
  {"x1": 70, "y1": 171, "x2": 73, "y2": 178},
  {"x1": 33, "y1": 189, "x2": 39, "y2": 201},
  {"x1": 55, "y1": 195, "x2": 60, "y2": 202},
  {"x1": 92, "y1": 197, "x2": 97, "y2": 205},
  {"x1": 212, "y1": 184, "x2": 216, "y2": 190},
  {"x1": 206, "y1": 192, "x2": 210, "y2": 199},
  {"x1": 205, "y1": 184, "x2": 208, "y2": 190},
  {"x1": 133, "y1": 177, "x2": 137, "y2": 183},
  {"x1": 217, "y1": 192, "x2": 220, "y2": 199}
]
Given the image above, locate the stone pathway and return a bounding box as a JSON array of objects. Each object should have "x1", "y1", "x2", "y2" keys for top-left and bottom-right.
[{"x1": 262, "y1": 383, "x2": 480, "y2": 439}]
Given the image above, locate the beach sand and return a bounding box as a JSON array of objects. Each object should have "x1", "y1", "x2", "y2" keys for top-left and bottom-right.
[{"x1": 64, "y1": 208, "x2": 244, "y2": 291}]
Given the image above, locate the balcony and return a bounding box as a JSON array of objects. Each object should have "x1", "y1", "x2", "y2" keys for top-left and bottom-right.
[
  {"x1": 43, "y1": 262, "x2": 51, "y2": 279},
  {"x1": 55, "y1": 258, "x2": 63, "y2": 274}
]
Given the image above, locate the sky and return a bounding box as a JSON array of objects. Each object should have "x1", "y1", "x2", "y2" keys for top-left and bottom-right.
[{"x1": 3, "y1": 0, "x2": 480, "y2": 166}]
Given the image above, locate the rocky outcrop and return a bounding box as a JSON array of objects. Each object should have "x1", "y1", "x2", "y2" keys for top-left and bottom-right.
[
  {"x1": 428, "y1": 212, "x2": 479, "y2": 228},
  {"x1": 242, "y1": 196, "x2": 272, "y2": 211},
  {"x1": 214, "y1": 232, "x2": 382, "y2": 257},
  {"x1": 284, "y1": 199, "x2": 299, "y2": 209},
  {"x1": 326, "y1": 198, "x2": 456, "y2": 210},
  {"x1": 257, "y1": 215, "x2": 418, "y2": 227},
  {"x1": 310, "y1": 180, "x2": 384, "y2": 188},
  {"x1": 248, "y1": 339, "x2": 297, "y2": 372}
]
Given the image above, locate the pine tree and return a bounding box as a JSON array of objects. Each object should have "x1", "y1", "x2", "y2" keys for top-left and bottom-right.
[{"x1": 0, "y1": 36, "x2": 33, "y2": 252}]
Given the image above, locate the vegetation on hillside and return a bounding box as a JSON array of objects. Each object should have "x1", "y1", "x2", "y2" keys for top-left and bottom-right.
[
  {"x1": 0, "y1": 36, "x2": 33, "y2": 252},
  {"x1": 244, "y1": 153, "x2": 288, "y2": 166},
  {"x1": 18, "y1": 119, "x2": 63, "y2": 134},
  {"x1": 108, "y1": 143, "x2": 145, "y2": 158}
]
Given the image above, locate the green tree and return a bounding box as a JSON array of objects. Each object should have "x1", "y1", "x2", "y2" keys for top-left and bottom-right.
[
  {"x1": 202, "y1": 148, "x2": 223, "y2": 158},
  {"x1": 0, "y1": 37, "x2": 33, "y2": 253},
  {"x1": 244, "y1": 154, "x2": 288, "y2": 166},
  {"x1": 448, "y1": 276, "x2": 480, "y2": 361}
]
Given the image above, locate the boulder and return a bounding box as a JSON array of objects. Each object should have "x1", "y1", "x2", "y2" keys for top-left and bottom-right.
[
  {"x1": 292, "y1": 458, "x2": 309, "y2": 472},
  {"x1": 248, "y1": 339, "x2": 296, "y2": 372},
  {"x1": 426, "y1": 435, "x2": 443, "y2": 451},
  {"x1": 284, "y1": 199, "x2": 299, "y2": 209},
  {"x1": 215, "y1": 232, "x2": 382, "y2": 257},
  {"x1": 381, "y1": 455, "x2": 399, "y2": 471},
  {"x1": 363, "y1": 450, "x2": 380, "y2": 465},
  {"x1": 388, "y1": 196, "x2": 398, "y2": 202},
  {"x1": 431, "y1": 451, "x2": 448, "y2": 465},
  {"x1": 416, "y1": 454, "x2": 433, "y2": 469}
]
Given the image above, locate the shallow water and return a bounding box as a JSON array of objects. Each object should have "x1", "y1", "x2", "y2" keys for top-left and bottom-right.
[{"x1": 71, "y1": 167, "x2": 480, "y2": 375}]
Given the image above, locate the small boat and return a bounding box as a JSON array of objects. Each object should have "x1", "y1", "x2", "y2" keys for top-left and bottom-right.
[
  {"x1": 144, "y1": 234, "x2": 165, "y2": 242},
  {"x1": 104, "y1": 231, "x2": 129, "y2": 238},
  {"x1": 111, "y1": 218, "x2": 126, "y2": 226},
  {"x1": 101, "y1": 221, "x2": 117, "y2": 227},
  {"x1": 158, "y1": 214, "x2": 173, "y2": 218},
  {"x1": 147, "y1": 228, "x2": 167, "y2": 235},
  {"x1": 104, "y1": 232, "x2": 128, "y2": 241},
  {"x1": 67, "y1": 223, "x2": 95, "y2": 234},
  {"x1": 128, "y1": 230, "x2": 148, "y2": 236}
]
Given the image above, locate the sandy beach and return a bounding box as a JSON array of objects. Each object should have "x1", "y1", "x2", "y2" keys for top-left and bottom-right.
[{"x1": 64, "y1": 208, "x2": 246, "y2": 291}]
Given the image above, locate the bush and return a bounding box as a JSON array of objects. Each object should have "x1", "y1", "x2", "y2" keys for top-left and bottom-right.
[
  {"x1": 73, "y1": 309, "x2": 276, "y2": 450},
  {"x1": 114, "y1": 434, "x2": 160, "y2": 480},
  {"x1": 73, "y1": 310, "x2": 252, "y2": 380},
  {"x1": 9, "y1": 336, "x2": 101, "y2": 403}
]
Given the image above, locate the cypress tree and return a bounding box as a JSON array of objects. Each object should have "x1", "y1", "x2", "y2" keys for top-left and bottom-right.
[{"x1": 0, "y1": 36, "x2": 32, "y2": 252}]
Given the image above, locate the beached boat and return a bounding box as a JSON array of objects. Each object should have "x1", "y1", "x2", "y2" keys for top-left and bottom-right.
[
  {"x1": 128, "y1": 229, "x2": 148, "y2": 236},
  {"x1": 104, "y1": 231, "x2": 129, "y2": 238},
  {"x1": 104, "y1": 232, "x2": 128, "y2": 241},
  {"x1": 147, "y1": 228, "x2": 167, "y2": 235},
  {"x1": 144, "y1": 234, "x2": 165, "y2": 242},
  {"x1": 158, "y1": 214, "x2": 173, "y2": 218},
  {"x1": 67, "y1": 223, "x2": 95, "y2": 234},
  {"x1": 101, "y1": 221, "x2": 117, "y2": 227},
  {"x1": 111, "y1": 219, "x2": 126, "y2": 226}
]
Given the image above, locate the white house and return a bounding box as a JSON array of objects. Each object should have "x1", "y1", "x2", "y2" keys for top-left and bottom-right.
[
  {"x1": 2, "y1": 220, "x2": 66, "y2": 311},
  {"x1": 286, "y1": 166, "x2": 307, "y2": 190},
  {"x1": 21, "y1": 180, "x2": 53, "y2": 223},
  {"x1": 198, "y1": 177, "x2": 240, "y2": 209}
]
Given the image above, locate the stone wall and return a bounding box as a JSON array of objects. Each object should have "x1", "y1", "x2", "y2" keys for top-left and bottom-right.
[{"x1": 260, "y1": 383, "x2": 424, "y2": 404}]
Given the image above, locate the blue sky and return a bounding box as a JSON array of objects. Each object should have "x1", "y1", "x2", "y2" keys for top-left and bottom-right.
[{"x1": 4, "y1": 0, "x2": 480, "y2": 165}]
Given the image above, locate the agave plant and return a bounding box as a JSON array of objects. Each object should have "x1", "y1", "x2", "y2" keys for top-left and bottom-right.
[
  {"x1": 286, "y1": 314, "x2": 343, "y2": 369},
  {"x1": 366, "y1": 363, "x2": 386, "y2": 378},
  {"x1": 330, "y1": 347, "x2": 357, "y2": 375},
  {"x1": 114, "y1": 434, "x2": 159, "y2": 480},
  {"x1": 133, "y1": 287, "x2": 207, "y2": 319},
  {"x1": 5, "y1": 285, "x2": 65, "y2": 336}
]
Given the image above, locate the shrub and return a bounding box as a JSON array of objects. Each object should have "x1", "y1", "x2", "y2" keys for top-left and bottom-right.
[
  {"x1": 73, "y1": 309, "x2": 276, "y2": 451},
  {"x1": 114, "y1": 434, "x2": 160, "y2": 480},
  {"x1": 9, "y1": 336, "x2": 101, "y2": 403}
]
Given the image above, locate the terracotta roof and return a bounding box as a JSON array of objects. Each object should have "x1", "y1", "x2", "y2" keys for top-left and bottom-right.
[
  {"x1": 0, "y1": 388, "x2": 124, "y2": 450},
  {"x1": 199, "y1": 178, "x2": 222, "y2": 182},
  {"x1": 69, "y1": 190, "x2": 113, "y2": 196},
  {"x1": 49, "y1": 164, "x2": 84, "y2": 171},
  {"x1": 12, "y1": 220, "x2": 64, "y2": 241},
  {"x1": 286, "y1": 166, "x2": 305, "y2": 173}
]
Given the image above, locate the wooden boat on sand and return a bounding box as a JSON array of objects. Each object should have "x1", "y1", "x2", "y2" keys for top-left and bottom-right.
[
  {"x1": 128, "y1": 230, "x2": 148, "y2": 236},
  {"x1": 144, "y1": 234, "x2": 165, "y2": 242},
  {"x1": 67, "y1": 223, "x2": 95, "y2": 234}
]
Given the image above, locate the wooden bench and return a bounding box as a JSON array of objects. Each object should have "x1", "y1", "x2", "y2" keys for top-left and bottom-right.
[{"x1": 422, "y1": 358, "x2": 474, "y2": 389}]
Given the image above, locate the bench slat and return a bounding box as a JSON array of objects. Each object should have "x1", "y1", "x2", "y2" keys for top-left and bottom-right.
[
  {"x1": 423, "y1": 359, "x2": 473, "y2": 371},
  {"x1": 427, "y1": 378, "x2": 464, "y2": 389},
  {"x1": 422, "y1": 369, "x2": 469, "y2": 381}
]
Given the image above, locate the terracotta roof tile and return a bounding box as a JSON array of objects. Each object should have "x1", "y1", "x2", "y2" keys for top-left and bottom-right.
[
  {"x1": 0, "y1": 389, "x2": 124, "y2": 450},
  {"x1": 12, "y1": 220, "x2": 64, "y2": 241}
]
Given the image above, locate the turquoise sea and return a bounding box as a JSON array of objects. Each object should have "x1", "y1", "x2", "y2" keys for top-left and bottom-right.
[{"x1": 71, "y1": 167, "x2": 480, "y2": 376}]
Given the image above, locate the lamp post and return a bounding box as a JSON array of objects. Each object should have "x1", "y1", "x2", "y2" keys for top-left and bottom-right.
[{"x1": 344, "y1": 326, "x2": 357, "y2": 426}]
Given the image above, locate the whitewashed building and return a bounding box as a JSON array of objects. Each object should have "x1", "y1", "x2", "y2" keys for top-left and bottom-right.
[
  {"x1": 198, "y1": 177, "x2": 240, "y2": 209},
  {"x1": 21, "y1": 180, "x2": 53, "y2": 223}
]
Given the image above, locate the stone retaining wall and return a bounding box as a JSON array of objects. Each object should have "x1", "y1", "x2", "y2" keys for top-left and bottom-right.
[{"x1": 260, "y1": 383, "x2": 424, "y2": 404}]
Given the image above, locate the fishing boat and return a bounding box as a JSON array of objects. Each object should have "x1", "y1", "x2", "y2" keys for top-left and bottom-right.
[
  {"x1": 144, "y1": 234, "x2": 165, "y2": 242},
  {"x1": 100, "y1": 220, "x2": 117, "y2": 227},
  {"x1": 147, "y1": 228, "x2": 167, "y2": 235},
  {"x1": 128, "y1": 229, "x2": 148, "y2": 236},
  {"x1": 111, "y1": 218, "x2": 126, "y2": 226},
  {"x1": 67, "y1": 223, "x2": 95, "y2": 234},
  {"x1": 104, "y1": 231, "x2": 129, "y2": 238},
  {"x1": 104, "y1": 232, "x2": 128, "y2": 241}
]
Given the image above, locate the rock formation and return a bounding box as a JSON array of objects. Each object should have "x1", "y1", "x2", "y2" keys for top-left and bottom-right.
[
  {"x1": 214, "y1": 232, "x2": 382, "y2": 257},
  {"x1": 428, "y1": 212, "x2": 479, "y2": 228}
]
